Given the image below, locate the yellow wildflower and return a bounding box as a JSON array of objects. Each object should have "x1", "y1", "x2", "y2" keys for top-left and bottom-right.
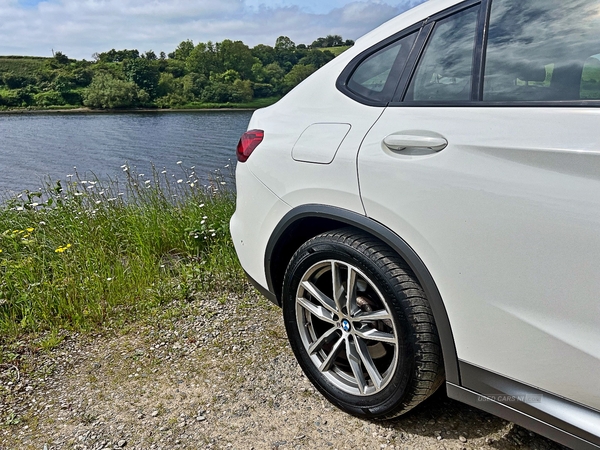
[
  {"x1": 26, "y1": 227, "x2": 34, "y2": 233},
  {"x1": 55, "y1": 244, "x2": 73, "y2": 253}
]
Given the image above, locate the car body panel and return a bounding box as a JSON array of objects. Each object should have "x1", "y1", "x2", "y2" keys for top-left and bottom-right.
[
  {"x1": 230, "y1": 162, "x2": 291, "y2": 288},
  {"x1": 358, "y1": 105, "x2": 600, "y2": 410},
  {"x1": 243, "y1": 69, "x2": 384, "y2": 214}
]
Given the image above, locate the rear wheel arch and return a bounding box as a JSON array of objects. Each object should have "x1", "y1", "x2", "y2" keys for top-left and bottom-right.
[{"x1": 264, "y1": 204, "x2": 460, "y2": 385}]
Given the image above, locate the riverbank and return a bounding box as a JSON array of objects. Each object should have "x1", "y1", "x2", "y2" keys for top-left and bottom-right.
[
  {"x1": 0, "y1": 165, "x2": 240, "y2": 345},
  {"x1": 0, "y1": 97, "x2": 279, "y2": 115}
]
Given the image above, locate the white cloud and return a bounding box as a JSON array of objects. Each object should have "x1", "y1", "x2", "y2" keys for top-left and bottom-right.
[{"x1": 0, "y1": 0, "x2": 425, "y2": 59}]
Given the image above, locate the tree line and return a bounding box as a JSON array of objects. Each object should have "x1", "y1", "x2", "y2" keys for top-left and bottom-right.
[{"x1": 0, "y1": 35, "x2": 354, "y2": 109}]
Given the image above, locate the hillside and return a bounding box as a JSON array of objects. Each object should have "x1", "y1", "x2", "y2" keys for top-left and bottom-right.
[
  {"x1": 0, "y1": 56, "x2": 48, "y2": 77},
  {"x1": 319, "y1": 46, "x2": 351, "y2": 56}
]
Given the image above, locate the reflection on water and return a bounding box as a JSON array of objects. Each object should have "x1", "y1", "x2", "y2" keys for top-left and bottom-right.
[{"x1": 0, "y1": 110, "x2": 252, "y2": 193}]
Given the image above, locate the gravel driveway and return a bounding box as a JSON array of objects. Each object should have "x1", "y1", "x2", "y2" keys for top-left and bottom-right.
[{"x1": 0, "y1": 286, "x2": 569, "y2": 450}]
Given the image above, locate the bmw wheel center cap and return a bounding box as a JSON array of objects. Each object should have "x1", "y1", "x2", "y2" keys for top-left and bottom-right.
[{"x1": 341, "y1": 319, "x2": 351, "y2": 332}]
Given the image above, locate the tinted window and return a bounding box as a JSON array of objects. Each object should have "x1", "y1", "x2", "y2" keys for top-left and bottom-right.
[
  {"x1": 347, "y1": 32, "x2": 416, "y2": 102},
  {"x1": 581, "y1": 55, "x2": 600, "y2": 100},
  {"x1": 406, "y1": 6, "x2": 479, "y2": 102},
  {"x1": 484, "y1": 0, "x2": 600, "y2": 102}
]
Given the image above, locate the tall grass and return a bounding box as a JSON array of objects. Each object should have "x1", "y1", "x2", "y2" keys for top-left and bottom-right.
[{"x1": 0, "y1": 163, "x2": 242, "y2": 342}]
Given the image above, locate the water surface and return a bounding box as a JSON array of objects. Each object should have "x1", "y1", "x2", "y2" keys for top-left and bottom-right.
[{"x1": 0, "y1": 111, "x2": 252, "y2": 193}]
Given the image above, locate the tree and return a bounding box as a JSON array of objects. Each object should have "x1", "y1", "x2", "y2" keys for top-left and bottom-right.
[
  {"x1": 275, "y1": 36, "x2": 296, "y2": 52},
  {"x1": 181, "y1": 73, "x2": 206, "y2": 99},
  {"x1": 169, "y1": 40, "x2": 194, "y2": 60},
  {"x1": 274, "y1": 36, "x2": 299, "y2": 70},
  {"x1": 124, "y1": 58, "x2": 160, "y2": 99},
  {"x1": 251, "y1": 44, "x2": 275, "y2": 65},
  {"x1": 83, "y1": 72, "x2": 139, "y2": 108},
  {"x1": 53, "y1": 51, "x2": 70, "y2": 65},
  {"x1": 219, "y1": 40, "x2": 256, "y2": 80},
  {"x1": 312, "y1": 35, "x2": 353, "y2": 48},
  {"x1": 186, "y1": 41, "x2": 221, "y2": 77},
  {"x1": 299, "y1": 49, "x2": 335, "y2": 69},
  {"x1": 2, "y1": 72, "x2": 34, "y2": 89},
  {"x1": 326, "y1": 35, "x2": 344, "y2": 47},
  {"x1": 143, "y1": 50, "x2": 157, "y2": 60},
  {"x1": 96, "y1": 49, "x2": 140, "y2": 63},
  {"x1": 283, "y1": 64, "x2": 316, "y2": 93},
  {"x1": 311, "y1": 37, "x2": 327, "y2": 48}
]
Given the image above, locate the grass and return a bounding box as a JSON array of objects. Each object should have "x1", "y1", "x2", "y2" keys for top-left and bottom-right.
[
  {"x1": 0, "y1": 56, "x2": 48, "y2": 77},
  {"x1": 0, "y1": 163, "x2": 244, "y2": 353}
]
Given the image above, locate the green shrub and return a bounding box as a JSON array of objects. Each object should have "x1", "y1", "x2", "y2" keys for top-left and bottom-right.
[{"x1": 34, "y1": 90, "x2": 66, "y2": 107}]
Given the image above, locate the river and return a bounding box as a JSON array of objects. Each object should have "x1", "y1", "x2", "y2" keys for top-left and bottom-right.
[{"x1": 0, "y1": 110, "x2": 253, "y2": 194}]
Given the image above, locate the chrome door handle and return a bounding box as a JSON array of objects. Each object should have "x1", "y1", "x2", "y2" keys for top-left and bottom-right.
[{"x1": 383, "y1": 134, "x2": 448, "y2": 152}]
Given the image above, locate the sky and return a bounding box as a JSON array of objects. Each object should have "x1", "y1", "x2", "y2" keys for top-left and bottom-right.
[{"x1": 0, "y1": 0, "x2": 426, "y2": 60}]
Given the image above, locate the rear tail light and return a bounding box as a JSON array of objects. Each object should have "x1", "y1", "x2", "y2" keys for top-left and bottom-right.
[{"x1": 236, "y1": 129, "x2": 264, "y2": 162}]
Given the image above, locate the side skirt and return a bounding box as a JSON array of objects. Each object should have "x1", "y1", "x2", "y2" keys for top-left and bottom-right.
[{"x1": 448, "y1": 361, "x2": 600, "y2": 450}]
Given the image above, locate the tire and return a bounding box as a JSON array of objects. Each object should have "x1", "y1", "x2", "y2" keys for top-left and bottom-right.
[{"x1": 282, "y1": 228, "x2": 444, "y2": 419}]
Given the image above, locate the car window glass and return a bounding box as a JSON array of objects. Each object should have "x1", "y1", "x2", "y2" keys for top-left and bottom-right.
[
  {"x1": 347, "y1": 32, "x2": 416, "y2": 102},
  {"x1": 581, "y1": 55, "x2": 600, "y2": 100},
  {"x1": 483, "y1": 0, "x2": 600, "y2": 102},
  {"x1": 405, "y1": 6, "x2": 479, "y2": 102}
]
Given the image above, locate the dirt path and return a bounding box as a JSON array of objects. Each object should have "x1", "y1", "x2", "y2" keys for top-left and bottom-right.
[{"x1": 0, "y1": 289, "x2": 568, "y2": 450}]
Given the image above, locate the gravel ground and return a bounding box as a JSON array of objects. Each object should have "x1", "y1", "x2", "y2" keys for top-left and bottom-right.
[{"x1": 0, "y1": 286, "x2": 569, "y2": 450}]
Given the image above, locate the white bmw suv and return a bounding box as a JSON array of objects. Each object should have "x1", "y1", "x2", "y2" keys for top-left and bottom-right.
[{"x1": 230, "y1": 0, "x2": 600, "y2": 448}]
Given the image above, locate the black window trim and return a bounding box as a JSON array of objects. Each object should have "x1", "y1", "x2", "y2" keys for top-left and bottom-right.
[{"x1": 335, "y1": 22, "x2": 424, "y2": 107}]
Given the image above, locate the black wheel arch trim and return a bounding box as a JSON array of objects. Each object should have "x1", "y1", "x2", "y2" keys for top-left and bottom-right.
[{"x1": 264, "y1": 204, "x2": 460, "y2": 385}]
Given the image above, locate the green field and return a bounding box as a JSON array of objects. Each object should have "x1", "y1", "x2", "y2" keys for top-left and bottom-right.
[
  {"x1": 319, "y1": 46, "x2": 351, "y2": 56},
  {"x1": 0, "y1": 56, "x2": 48, "y2": 76}
]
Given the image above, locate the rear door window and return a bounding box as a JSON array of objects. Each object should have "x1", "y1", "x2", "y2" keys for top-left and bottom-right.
[
  {"x1": 405, "y1": 5, "x2": 479, "y2": 102},
  {"x1": 483, "y1": 0, "x2": 600, "y2": 102}
]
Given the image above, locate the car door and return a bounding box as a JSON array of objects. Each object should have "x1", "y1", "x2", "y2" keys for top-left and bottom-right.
[{"x1": 357, "y1": 0, "x2": 600, "y2": 411}]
